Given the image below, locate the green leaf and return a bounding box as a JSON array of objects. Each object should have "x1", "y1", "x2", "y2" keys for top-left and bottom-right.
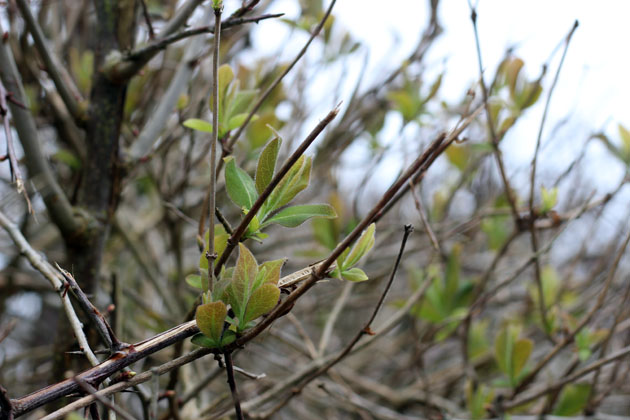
[
  {"x1": 263, "y1": 155, "x2": 310, "y2": 214},
  {"x1": 183, "y1": 118, "x2": 213, "y2": 133},
  {"x1": 466, "y1": 381, "x2": 494, "y2": 420},
  {"x1": 196, "y1": 301, "x2": 227, "y2": 342},
  {"x1": 52, "y1": 149, "x2": 82, "y2": 170},
  {"x1": 228, "y1": 113, "x2": 257, "y2": 131},
  {"x1": 224, "y1": 157, "x2": 258, "y2": 210},
  {"x1": 619, "y1": 123, "x2": 630, "y2": 163},
  {"x1": 227, "y1": 90, "x2": 258, "y2": 117},
  {"x1": 494, "y1": 326, "x2": 513, "y2": 379},
  {"x1": 217, "y1": 64, "x2": 234, "y2": 114},
  {"x1": 445, "y1": 144, "x2": 469, "y2": 171},
  {"x1": 343, "y1": 223, "x2": 376, "y2": 270},
  {"x1": 185, "y1": 274, "x2": 203, "y2": 289},
  {"x1": 191, "y1": 332, "x2": 219, "y2": 348},
  {"x1": 444, "y1": 244, "x2": 461, "y2": 302},
  {"x1": 229, "y1": 243, "x2": 259, "y2": 320},
  {"x1": 257, "y1": 259, "x2": 285, "y2": 286},
  {"x1": 512, "y1": 338, "x2": 533, "y2": 379},
  {"x1": 262, "y1": 204, "x2": 337, "y2": 228},
  {"x1": 540, "y1": 186, "x2": 558, "y2": 213},
  {"x1": 553, "y1": 384, "x2": 591, "y2": 416},
  {"x1": 255, "y1": 137, "x2": 280, "y2": 195},
  {"x1": 243, "y1": 283, "x2": 280, "y2": 325},
  {"x1": 341, "y1": 267, "x2": 369, "y2": 282}
]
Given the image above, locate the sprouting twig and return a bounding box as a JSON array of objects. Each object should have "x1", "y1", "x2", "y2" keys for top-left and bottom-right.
[
  {"x1": 224, "y1": 351, "x2": 244, "y2": 420},
  {"x1": 213, "y1": 106, "x2": 340, "y2": 276},
  {"x1": 221, "y1": 0, "x2": 338, "y2": 159},
  {"x1": 74, "y1": 378, "x2": 138, "y2": 420},
  {"x1": 526, "y1": 20, "x2": 579, "y2": 336}
]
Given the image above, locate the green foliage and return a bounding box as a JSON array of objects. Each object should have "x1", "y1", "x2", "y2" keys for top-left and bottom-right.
[
  {"x1": 553, "y1": 383, "x2": 591, "y2": 416},
  {"x1": 330, "y1": 223, "x2": 375, "y2": 282},
  {"x1": 222, "y1": 137, "x2": 337, "y2": 239},
  {"x1": 595, "y1": 123, "x2": 630, "y2": 166},
  {"x1": 466, "y1": 381, "x2": 494, "y2": 420},
  {"x1": 414, "y1": 245, "x2": 473, "y2": 339},
  {"x1": 494, "y1": 325, "x2": 533, "y2": 387},
  {"x1": 182, "y1": 64, "x2": 259, "y2": 139},
  {"x1": 191, "y1": 243, "x2": 285, "y2": 348},
  {"x1": 387, "y1": 70, "x2": 442, "y2": 124},
  {"x1": 540, "y1": 186, "x2": 558, "y2": 213},
  {"x1": 575, "y1": 327, "x2": 608, "y2": 361}
]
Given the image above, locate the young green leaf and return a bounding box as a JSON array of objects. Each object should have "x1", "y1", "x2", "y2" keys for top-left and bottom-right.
[
  {"x1": 224, "y1": 157, "x2": 258, "y2": 210},
  {"x1": 183, "y1": 118, "x2": 213, "y2": 133},
  {"x1": 553, "y1": 384, "x2": 591, "y2": 416},
  {"x1": 185, "y1": 274, "x2": 203, "y2": 289},
  {"x1": 540, "y1": 186, "x2": 558, "y2": 213},
  {"x1": 191, "y1": 332, "x2": 219, "y2": 348},
  {"x1": 341, "y1": 267, "x2": 369, "y2": 282},
  {"x1": 255, "y1": 137, "x2": 280, "y2": 195},
  {"x1": 261, "y1": 204, "x2": 337, "y2": 228},
  {"x1": 263, "y1": 155, "x2": 312, "y2": 215},
  {"x1": 343, "y1": 223, "x2": 376, "y2": 270},
  {"x1": 243, "y1": 283, "x2": 280, "y2": 325},
  {"x1": 512, "y1": 338, "x2": 533, "y2": 379},
  {"x1": 228, "y1": 113, "x2": 257, "y2": 132},
  {"x1": 228, "y1": 243, "x2": 259, "y2": 321},
  {"x1": 196, "y1": 301, "x2": 227, "y2": 343}
]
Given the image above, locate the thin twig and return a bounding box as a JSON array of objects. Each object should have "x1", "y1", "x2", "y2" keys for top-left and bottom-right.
[
  {"x1": 317, "y1": 282, "x2": 354, "y2": 357},
  {"x1": 0, "y1": 80, "x2": 31, "y2": 210},
  {"x1": 527, "y1": 20, "x2": 579, "y2": 338},
  {"x1": 55, "y1": 264, "x2": 126, "y2": 353},
  {"x1": 139, "y1": 0, "x2": 156, "y2": 39},
  {"x1": 222, "y1": 0, "x2": 338, "y2": 158},
  {"x1": 74, "y1": 378, "x2": 138, "y2": 420},
  {"x1": 224, "y1": 351, "x2": 244, "y2": 420},
  {"x1": 469, "y1": 5, "x2": 520, "y2": 223}
]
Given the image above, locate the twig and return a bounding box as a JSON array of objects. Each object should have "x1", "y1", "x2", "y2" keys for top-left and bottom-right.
[
  {"x1": 15, "y1": 0, "x2": 85, "y2": 123},
  {"x1": 205, "y1": 4, "x2": 223, "y2": 293},
  {"x1": 111, "y1": 14, "x2": 283, "y2": 82},
  {"x1": 255, "y1": 225, "x2": 413, "y2": 416},
  {"x1": 0, "y1": 210, "x2": 99, "y2": 368},
  {"x1": 213, "y1": 106, "x2": 340, "y2": 276},
  {"x1": 0, "y1": 80, "x2": 30, "y2": 210},
  {"x1": 150, "y1": 368, "x2": 159, "y2": 420},
  {"x1": 527, "y1": 20, "x2": 579, "y2": 338},
  {"x1": 74, "y1": 378, "x2": 138, "y2": 420},
  {"x1": 222, "y1": 0, "x2": 338, "y2": 157},
  {"x1": 55, "y1": 264, "x2": 126, "y2": 353},
  {"x1": 469, "y1": 5, "x2": 520, "y2": 223},
  {"x1": 408, "y1": 179, "x2": 441, "y2": 254},
  {"x1": 224, "y1": 351, "x2": 244, "y2": 420},
  {"x1": 139, "y1": 0, "x2": 155, "y2": 39}
]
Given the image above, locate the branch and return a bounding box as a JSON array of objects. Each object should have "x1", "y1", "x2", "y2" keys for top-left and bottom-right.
[
  {"x1": 0, "y1": 20, "x2": 84, "y2": 238},
  {"x1": 15, "y1": 0, "x2": 86, "y2": 122},
  {"x1": 224, "y1": 351, "x2": 244, "y2": 420},
  {"x1": 108, "y1": 13, "x2": 283, "y2": 82}
]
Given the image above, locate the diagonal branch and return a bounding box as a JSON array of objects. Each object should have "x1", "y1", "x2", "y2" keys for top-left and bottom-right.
[{"x1": 15, "y1": 0, "x2": 86, "y2": 123}]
